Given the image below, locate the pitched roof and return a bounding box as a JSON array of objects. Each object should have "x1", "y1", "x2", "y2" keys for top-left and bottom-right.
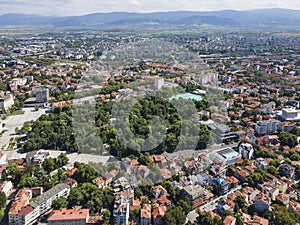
[{"x1": 48, "y1": 208, "x2": 89, "y2": 221}]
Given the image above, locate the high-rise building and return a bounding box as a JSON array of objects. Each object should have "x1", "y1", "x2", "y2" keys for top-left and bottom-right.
[
  {"x1": 35, "y1": 87, "x2": 49, "y2": 103},
  {"x1": 154, "y1": 78, "x2": 164, "y2": 90}
]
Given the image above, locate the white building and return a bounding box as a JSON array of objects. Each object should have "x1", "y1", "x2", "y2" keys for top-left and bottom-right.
[
  {"x1": 154, "y1": 78, "x2": 164, "y2": 90},
  {"x1": 210, "y1": 148, "x2": 241, "y2": 166},
  {"x1": 113, "y1": 198, "x2": 129, "y2": 225},
  {"x1": 239, "y1": 143, "x2": 254, "y2": 159},
  {"x1": 0, "y1": 180, "x2": 13, "y2": 197},
  {"x1": 0, "y1": 120, "x2": 2, "y2": 133},
  {"x1": 255, "y1": 120, "x2": 282, "y2": 136},
  {"x1": 0, "y1": 92, "x2": 14, "y2": 111},
  {"x1": 277, "y1": 108, "x2": 300, "y2": 121},
  {"x1": 9, "y1": 184, "x2": 70, "y2": 225}
]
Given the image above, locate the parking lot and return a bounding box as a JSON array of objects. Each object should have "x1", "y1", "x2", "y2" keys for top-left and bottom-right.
[{"x1": 0, "y1": 107, "x2": 47, "y2": 149}]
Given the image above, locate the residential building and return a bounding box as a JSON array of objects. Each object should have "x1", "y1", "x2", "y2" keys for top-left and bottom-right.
[
  {"x1": 239, "y1": 143, "x2": 254, "y2": 159},
  {"x1": 154, "y1": 78, "x2": 164, "y2": 90},
  {"x1": 0, "y1": 92, "x2": 14, "y2": 111},
  {"x1": 254, "y1": 158, "x2": 268, "y2": 170},
  {"x1": 277, "y1": 108, "x2": 300, "y2": 121},
  {"x1": 140, "y1": 204, "x2": 151, "y2": 225},
  {"x1": 30, "y1": 183, "x2": 70, "y2": 218},
  {"x1": 152, "y1": 204, "x2": 166, "y2": 225},
  {"x1": 255, "y1": 120, "x2": 281, "y2": 136},
  {"x1": 223, "y1": 215, "x2": 236, "y2": 225},
  {"x1": 182, "y1": 185, "x2": 207, "y2": 209},
  {"x1": 279, "y1": 164, "x2": 295, "y2": 179},
  {"x1": 207, "y1": 123, "x2": 238, "y2": 143},
  {"x1": 47, "y1": 208, "x2": 89, "y2": 225},
  {"x1": 35, "y1": 87, "x2": 49, "y2": 103},
  {"x1": 0, "y1": 180, "x2": 13, "y2": 197},
  {"x1": 113, "y1": 198, "x2": 129, "y2": 225},
  {"x1": 9, "y1": 188, "x2": 32, "y2": 225},
  {"x1": 211, "y1": 177, "x2": 229, "y2": 196}
]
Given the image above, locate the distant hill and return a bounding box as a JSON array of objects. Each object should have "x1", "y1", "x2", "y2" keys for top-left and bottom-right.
[{"x1": 0, "y1": 8, "x2": 300, "y2": 28}]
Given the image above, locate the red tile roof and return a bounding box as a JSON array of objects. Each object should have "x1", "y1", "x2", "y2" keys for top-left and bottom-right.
[{"x1": 48, "y1": 208, "x2": 89, "y2": 221}]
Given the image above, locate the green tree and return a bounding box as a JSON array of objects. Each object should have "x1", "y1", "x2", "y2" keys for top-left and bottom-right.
[
  {"x1": 51, "y1": 197, "x2": 68, "y2": 210},
  {"x1": 18, "y1": 174, "x2": 39, "y2": 188},
  {"x1": 6, "y1": 162, "x2": 21, "y2": 186},
  {"x1": 279, "y1": 132, "x2": 298, "y2": 148},
  {"x1": 163, "y1": 206, "x2": 186, "y2": 225}
]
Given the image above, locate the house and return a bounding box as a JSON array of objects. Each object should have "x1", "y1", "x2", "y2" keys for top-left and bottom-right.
[
  {"x1": 152, "y1": 204, "x2": 167, "y2": 225},
  {"x1": 92, "y1": 177, "x2": 107, "y2": 189},
  {"x1": 226, "y1": 176, "x2": 239, "y2": 189},
  {"x1": 242, "y1": 214, "x2": 269, "y2": 225},
  {"x1": 254, "y1": 158, "x2": 268, "y2": 170},
  {"x1": 151, "y1": 186, "x2": 168, "y2": 199},
  {"x1": 9, "y1": 188, "x2": 32, "y2": 225},
  {"x1": 279, "y1": 164, "x2": 295, "y2": 179},
  {"x1": 47, "y1": 208, "x2": 89, "y2": 225},
  {"x1": 223, "y1": 215, "x2": 236, "y2": 225},
  {"x1": 63, "y1": 178, "x2": 78, "y2": 188},
  {"x1": 231, "y1": 167, "x2": 250, "y2": 182},
  {"x1": 242, "y1": 187, "x2": 259, "y2": 204},
  {"x1": 140, "y1": 204, "x2": 151, "y2": 225},
  {"x1": 182, "y1": 185, "x2": 207, "y2": 209},
  {"x1": 253, "y1": 194, "x2": 271, "y2": 213},
  {"x1": 276, "y1": 193, "x2": 290, "y2": 205},
  {"x1": 217, "y1": 198, "x2": 234, "y2": 216},
  {"x1": 129, "y1": 199, "x2": 141, "y2": 214}
]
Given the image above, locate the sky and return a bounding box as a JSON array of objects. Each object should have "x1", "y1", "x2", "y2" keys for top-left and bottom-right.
[{"x1": 1, "y1": 0, "x2": 300, "y2": 16}]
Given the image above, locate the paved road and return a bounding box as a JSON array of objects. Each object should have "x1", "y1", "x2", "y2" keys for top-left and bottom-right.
[
  {"x1": 0, "y1": 107, "x2": 47, "y2": 149},
  {"x1": 5, "y1": 149, "x2": 113, "y2": 166}
]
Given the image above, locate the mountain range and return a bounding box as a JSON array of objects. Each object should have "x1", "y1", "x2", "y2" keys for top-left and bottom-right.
[{"x1": 0, "y1": 8, "x2": 300, "y2": 29}]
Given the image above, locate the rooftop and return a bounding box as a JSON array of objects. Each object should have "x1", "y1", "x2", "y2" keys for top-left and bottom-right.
[{"x1": 48, "y1": 208, "x2": 89, "y2": 221}]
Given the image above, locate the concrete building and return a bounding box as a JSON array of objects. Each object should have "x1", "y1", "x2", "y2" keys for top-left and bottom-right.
[
  {"x1": 239, "y1": 143, "x2": 254, "y2": 159},
  {"x1": 113, "y1": 198, "x2": 129, "y2": 225},
  {"x1": 211, "y1": 177, "x2": 229, "y2": 196},
  {"x1": 0, "y1": 92, "x2": 14, "y2": 111},
  {"x1": 35, "y1": 87, "x2": 49, "y2": 103},
  {"x1": 255, "y1": 120, "x2": 282, "y2": 136},
  {"x1": 30, "y1": 183, "x2": 70, "y2": 216},
  {"x1": 154, "y1": 78, "x2": 164, "y2": 90},
  {"x1": 9, "y1": 184, "x2": 70, "y2": 225},
  {"x1": 210, "y1": 148, "x2": 241, "y2": 166},
  {"x1": 207, "y1": 122, "x2": 238, "y2": 143},
  {"x1": 47, "y1": 208, "x2": 89, "y2": 225},
  {"x1": 0, "y1": 180, "x2": 13, "y2": 197},
  {"x1": 182, "y1": 185, "x2": 207, "y2": 209},
  {"x1": 277, "y1": 108, "x2": 300, "y2": 121},
  {"x1": 0, "y1": 119, "x2": 3, "y2": 133}
]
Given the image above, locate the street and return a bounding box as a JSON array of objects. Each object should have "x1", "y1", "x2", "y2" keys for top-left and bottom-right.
[{"x1": 186, "y1": 185, "x2": 242, "y2": 223}]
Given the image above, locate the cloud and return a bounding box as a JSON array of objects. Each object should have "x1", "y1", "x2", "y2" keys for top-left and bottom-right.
[{"x1": 0, "y1": 0, "x2": 299, "y2": 16}]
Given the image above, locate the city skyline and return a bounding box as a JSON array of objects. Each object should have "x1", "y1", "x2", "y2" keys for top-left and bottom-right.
[{"x1": 1, "y1": 0, "x2": 300, "y2": 16}]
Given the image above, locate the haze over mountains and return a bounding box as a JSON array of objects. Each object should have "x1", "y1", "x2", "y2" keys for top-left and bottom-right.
[{"x1": 0, "y1": 8, "x2": 300, "y2": 28}]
